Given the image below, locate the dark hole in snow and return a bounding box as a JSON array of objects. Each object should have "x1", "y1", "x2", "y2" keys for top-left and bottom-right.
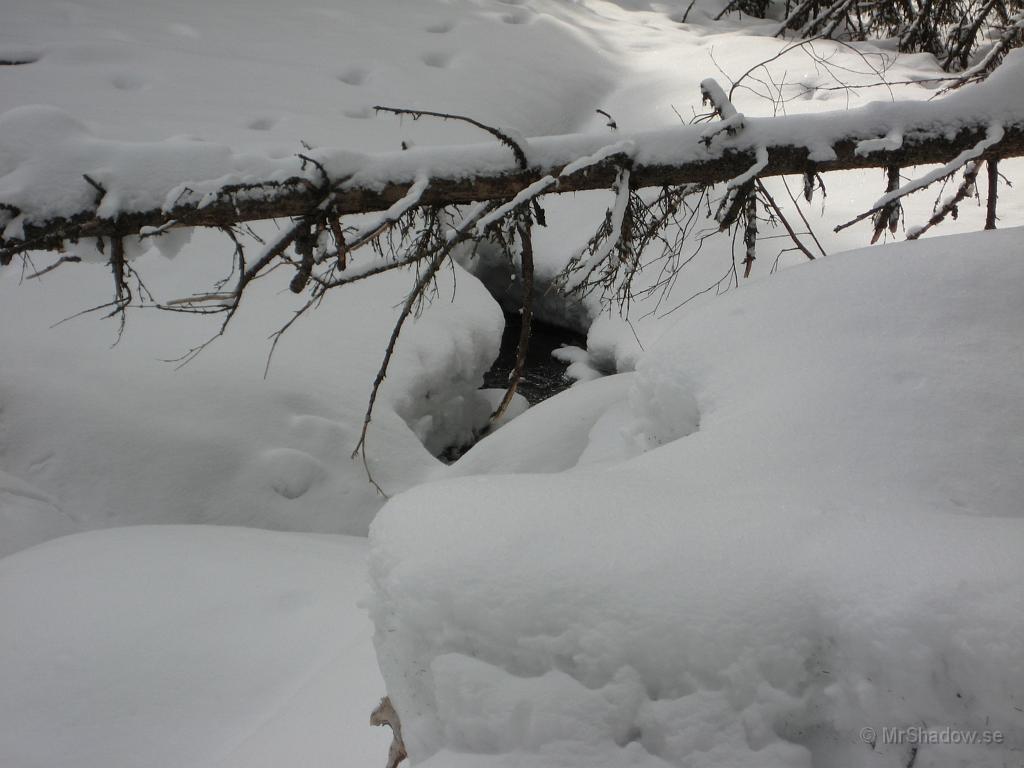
[
  {"x1": 483, "y1": 311, "x2": 587, "y2": 406},
  {"x1": 0, "y1": 57, "x2": 39, "y2": 66},
  {"x1": 437, "y1": 312, "x2": 587, "y2": 463}
]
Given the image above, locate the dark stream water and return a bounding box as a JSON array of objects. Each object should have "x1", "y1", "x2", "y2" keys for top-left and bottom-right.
[
  {"x1": 482, "y1": 311, "x2": 587, "y2": 405},
  {"x1": 437, "y1": 312, "x2": 586, "y2": 462}
]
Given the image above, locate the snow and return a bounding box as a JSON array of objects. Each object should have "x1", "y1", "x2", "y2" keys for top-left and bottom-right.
[
  {"x1": 870, "y1": 122, "x2": 1004, "y2": 210},
  {"x1": 351, "y1": 172, "x2": 431, "y2": 247},
  {"x1": 565, "y1": 168, "x2": 633, "y2": 292},
  {"x1": 0, "y1": 525, "x2": 390, "y2": 768},
  {"x1": 476, "y1": 176, "x2": 559, "y2": 235},
  {"x1": 370, "y1": 229, "x2": 1024, "y2": 768},
  {"x1": 725, "y1": 145, "x2": 769, "y2": 189},
  {"x1": 2, "y1": 0, "x2": 1024, "y2": 766},
  {"x1": 446, "y1": 373, "x2": 641, "y2": 477},
  {"x1": 4, "y1": 42, "x2": 1024, "y2": 239},
  {"x1": 0, "y1": 238, "x2": 503, "y2": 555}
]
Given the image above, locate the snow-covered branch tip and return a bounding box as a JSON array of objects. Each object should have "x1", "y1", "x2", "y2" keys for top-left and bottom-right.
[{"x1": 836, "y1": 122, "x2": 1006, "y2": 235}]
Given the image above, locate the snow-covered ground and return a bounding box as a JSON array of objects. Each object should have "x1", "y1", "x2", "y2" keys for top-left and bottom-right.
[
  {"x1": 2, "y1": 0, "x2": 1022, "y2": 766},
  {"x1": 0, "y1": 526, "x2": 391, "y2": 768},
  {"x1": 373, "y1": 229, "x2": 1024, "y2": 768}
]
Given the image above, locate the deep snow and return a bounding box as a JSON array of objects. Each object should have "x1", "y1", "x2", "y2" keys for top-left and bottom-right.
[
  {"x1": 370, "y1": 229, "x2": 1024, "y2": 768},
  {"x1": 0, "y1": 526, "x2": 391, "y2": 768},
  {"x1": 2, "y1": 0, "x2": 1023, "y2": 766}
]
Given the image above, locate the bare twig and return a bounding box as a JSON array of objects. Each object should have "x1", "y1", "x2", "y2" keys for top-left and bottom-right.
[
  {"x1": 351, "y1": 201, "x2": 499, "y2": 493},
  {"x1": 756, "y1": 180, "x2": 816, "y2": 261},
  {"x1": 489, "y1": 215, "x2": 534, "y2": 425},
  {"x1": 907, "y1": 160, "x2": 981, "y2": 239},
  {"x1": 871, "y1": 165, "x2": 902, "y2": 243},
  {"x1": 986, "y1": 158, "x2": 1000, "y2": 228},
  {"x1": 836, "y1": 123, "x2": 1006, "y2": 235},
  {"x1": 26, "y1": 254, "x2": 82, "y2": 280},
  {"x1": 374, "y1": 106, "x2": 529, "y2": 169}
]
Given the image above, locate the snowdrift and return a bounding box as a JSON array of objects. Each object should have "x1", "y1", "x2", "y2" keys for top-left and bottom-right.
[
  {"x1": 370, "y1": 228, "x2": 1024, "y2": 768},
  {"x1": 0, "y1": 245, "x2": 502, "y2": 556}
]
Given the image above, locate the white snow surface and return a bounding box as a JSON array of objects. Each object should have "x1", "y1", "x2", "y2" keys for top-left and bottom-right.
[
  {"x1": 3, "y1": 49, "x2": 1024, "y2": 235},
  {"x1": 3, "y1": 0, "x2": 1024, "y2": 766},
  {"x1": 0, "y1": 525, "x2": 390, "y2": 768},
  {"x1": 0, "y1": 241, "x2": 503, "y2": 555},
  {"x1": 371, "y1": 229, "x2": 1024, "y2": 768}
]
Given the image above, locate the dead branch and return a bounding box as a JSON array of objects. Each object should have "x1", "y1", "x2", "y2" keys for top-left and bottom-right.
[
  {"x1": 871, "y1": 165, "x2": 902, "y2": 244},
  {"x1": 907, "y1": 160, "x2": 982, "y2": 239},
  {"x1": 742, "y1": 192, "x2": 757, "y2": 277},
  {"x1": 781, "y1": 176, "x2": 829, "y2": 257},
  {"x1": 26, "y1": 254, "x2": 82, "y2": 280},
  {"x1": 373, "y1": 106, "x2": 529, "y2": 170},
  {"x1": 351, "y1": 201, "x2": 500, "y2": 493},
  {"x1": 986, "y1": 158, "x2": 1000, "y2": 228},
  {"x1": 835, "y1": 123, "x2": 1006, "y2": 234},
  {"x1": 489, "y1": 215, "x2": 534, "y2": 426},
  {"x1": 756, "y1": 180, "x2": 817, "y2": 261}
]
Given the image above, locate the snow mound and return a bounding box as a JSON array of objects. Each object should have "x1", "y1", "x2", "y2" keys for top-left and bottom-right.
[
  {"x1": 370, "y1": 228, "x2": 1024, "y2": 768},
  {"x1": 0, "y1": 525, "x2": 389, "y2": 768},
  {"x1": 0, "y1": 241, "x2": 502, "y2": 554},
  {"x1": 447, "y1": 373, "x2": 679, "y2": 477}
]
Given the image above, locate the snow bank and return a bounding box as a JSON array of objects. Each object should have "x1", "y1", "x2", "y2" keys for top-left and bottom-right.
[
  {"x1": 0, "y1": 235, "x2": 502, "y2": 554},
  {"x1": 0, "y1": 526, "x2": 389, "y2": 768},
  {"x1": 4, "y1": 39, "x2": 1024, "y2": 240},
  {"x1": 370, "y1": 228, "x2": 1024, "y2": 768}
]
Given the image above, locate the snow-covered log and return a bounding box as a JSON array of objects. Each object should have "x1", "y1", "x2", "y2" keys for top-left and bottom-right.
[{"x1": 3, "y1": 50, "x2": 1024, "y2": 263}]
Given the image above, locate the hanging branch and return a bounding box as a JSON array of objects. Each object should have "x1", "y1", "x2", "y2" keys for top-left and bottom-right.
[
  {"x1": 742, "y1": 192, "x2": 758, "y2": 277},
  {"x1": 560, "y1": 166, "x2": 633, "y2": 294},
  {"x1": 907, "y1": 160, "x2": 982, "y2": 239},
  {"x1": 351, "y1": 200, "x2": 500, "y2": 494},
  {"x1": 25, "y1": 254, "x2": 82, "y2": 280},
  {"x1": 756, "y1": 180, "x2": 817, "y2": 262},
  {"x1": 782, "y1": 176, "x2": 829, "y2": 258},
  {"x1": 835, "y1": 122, "x2": 1006, "y2": 235},
  {"x1": 986, "y1": 158, "x2": 1000, "y2": 228},
  {"x1": 871, "y1": 165, "x2": 902, "y2": 243},
  {"x1": 488, "y1": 214, "x2": 535, "y2": 427},
  {"x1": 162, "y1": 210, "x2": 326, "y2": 366}
]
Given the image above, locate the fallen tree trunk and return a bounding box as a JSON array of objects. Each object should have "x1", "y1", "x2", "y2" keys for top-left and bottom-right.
[{"x1": 2, "y1": 80, "x2": 1024, "y2": 262}]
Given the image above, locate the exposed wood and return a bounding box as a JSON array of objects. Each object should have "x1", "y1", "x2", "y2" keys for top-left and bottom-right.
[{"x1": 370, "y1": 697, "x2": 407, "y2": 768}]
